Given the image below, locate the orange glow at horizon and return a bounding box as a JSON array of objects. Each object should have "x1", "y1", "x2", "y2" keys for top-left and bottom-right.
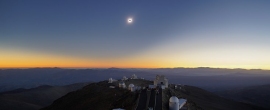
[{"x1": 1, "y1": 47, "x2": 269, "y2": 70}]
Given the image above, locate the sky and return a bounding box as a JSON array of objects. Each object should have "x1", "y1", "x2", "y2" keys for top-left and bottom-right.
[{"x1": 1, "y1": 0, "x2": 270, "y2": 69}]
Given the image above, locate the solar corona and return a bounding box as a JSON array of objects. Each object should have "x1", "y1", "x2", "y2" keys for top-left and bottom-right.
[{"x1": 127, "y1": 18, "x2": 133, "y2": 23}]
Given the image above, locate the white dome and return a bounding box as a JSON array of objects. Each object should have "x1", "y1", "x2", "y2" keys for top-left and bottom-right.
[
  {"x1": 129, "y1": 84, "x2": 134, "y2": 87},
  {"x1": 169, "y1": 96, "x2": 179, "y2": 102}
]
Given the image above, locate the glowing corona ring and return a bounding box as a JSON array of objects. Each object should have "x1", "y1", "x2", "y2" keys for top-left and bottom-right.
[{"x1": 127, "y1": 18, "x2": 133, "y2": 23}]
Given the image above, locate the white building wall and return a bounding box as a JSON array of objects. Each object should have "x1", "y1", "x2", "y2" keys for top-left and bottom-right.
[
  {"x1": 119, "y1": 82, "x2": 126, "y2": 88},
  {"x1": 109, "y1": 78, "x2": 115, "y2": 83},
  {"x1": 131, "y1": 74, "x2": 137, "y2": 79},
  {"x1": 130, "y1": 87, "x2": 136, "y2": 92},
  {"x1": 154, "y1": 75, "x2": 168, "y2": 88},
  {"x1": 169, "y1": 102, "x2": 179, "y2": 110}
]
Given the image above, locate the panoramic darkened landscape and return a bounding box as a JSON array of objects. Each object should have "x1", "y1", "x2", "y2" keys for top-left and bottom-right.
[{"x1": 1, "y1": 0, "x2": 270, "y2": 110}]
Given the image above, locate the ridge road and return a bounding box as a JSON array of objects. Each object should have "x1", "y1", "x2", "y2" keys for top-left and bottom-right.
[{"x1": 136, "y1": 88, "x2": 162, "y2": 110}]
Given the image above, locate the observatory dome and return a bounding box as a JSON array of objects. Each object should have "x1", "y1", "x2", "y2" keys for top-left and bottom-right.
[
  {"x1": 119, "y1": 81, "x2": 126, "y2": 88},
  {"x1": 169, "y1": 96, "x2": 179, "y2": 103}
]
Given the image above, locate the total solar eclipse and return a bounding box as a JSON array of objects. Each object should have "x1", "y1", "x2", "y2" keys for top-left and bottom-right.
[{"x1": 127, "y1": 18, "x2": 133, "y2": 23}]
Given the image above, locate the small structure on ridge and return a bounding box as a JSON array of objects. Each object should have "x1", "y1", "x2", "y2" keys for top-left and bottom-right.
[{"x1": 154, "y1": 75, "x2": 168, "y2": 89}]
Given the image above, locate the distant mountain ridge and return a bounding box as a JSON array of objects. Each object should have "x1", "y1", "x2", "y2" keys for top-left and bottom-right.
[
  {"x1": 1, "y1": 68, "x2": 270, "y2": 92},
  {"x1": 0, "y1": 82, "x2": 91, "y2": 110}
]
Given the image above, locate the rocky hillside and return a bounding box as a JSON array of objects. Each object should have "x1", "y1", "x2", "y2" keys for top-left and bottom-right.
[
  {"x1": 41, "y1": 80, "x2": 148, "y2": 110},
  {"x1": 162, "y1": 84, "x2": 266, "y2": 110},
  {"x1": 42, "y1": 80, "x2": 266, "y2": 110},
  {"x1": 215, "y1": 84, "x2": 270, "y2": 109},
  {"x1": 0, "y1": 82, "x2": 91, "y2": 110}
]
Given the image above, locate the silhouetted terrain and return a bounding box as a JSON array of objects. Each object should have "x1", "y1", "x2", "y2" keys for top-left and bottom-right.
[
  {"x1": 0, "y1": 82, "x2": 91, "y2": 110},
  {"x1": 42, "y1": 80, "x2": 266, "y2": 110},
  {"x1": 164, "y1": 85, "x2": 266, "y2": 110},
  {"x1": 1, "y1": 68, "x2": 270, "y2": 109},
  {"x1": 41, "y1": 81, "x2": 139, "y2": 110},
  {"x1": 215, "y1": 84, "x2": 270, "y2": 109}
]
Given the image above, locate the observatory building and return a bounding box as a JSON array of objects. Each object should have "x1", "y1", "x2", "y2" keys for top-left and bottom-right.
[
  {"x1": 108, "y1": 78, "x2": 114, "y2": 83},
  {"x1": 119, "y1": 81, "x2": 126, "y2": 88},
  {"x1": 128, "y1": 84, "x2": 136, "y2": 92},
  {"x1": 122, "y1": 76, "x2": 128, "y2": 80},
  {"x1": 169, "y1": 96, "x2": 187, "y2": 110},
  {"x1": 131, "y1": 74, "x2": 137, "y2": 79},
  {"x1": 169, "y1": 96, "x2": 179, "y2": 110},
  {"x1": 154, "y1": 75, "x2": 168, "y2": 88}
]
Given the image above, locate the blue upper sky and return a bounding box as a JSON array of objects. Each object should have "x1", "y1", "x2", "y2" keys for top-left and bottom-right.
[{"x1": 1, "y1": 0, "x2": 270, "y2": 68}]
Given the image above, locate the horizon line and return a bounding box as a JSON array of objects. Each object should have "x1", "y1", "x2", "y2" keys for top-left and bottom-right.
[{"x1": 0, "y1": 67, "x2": 268, "y2": 70}]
